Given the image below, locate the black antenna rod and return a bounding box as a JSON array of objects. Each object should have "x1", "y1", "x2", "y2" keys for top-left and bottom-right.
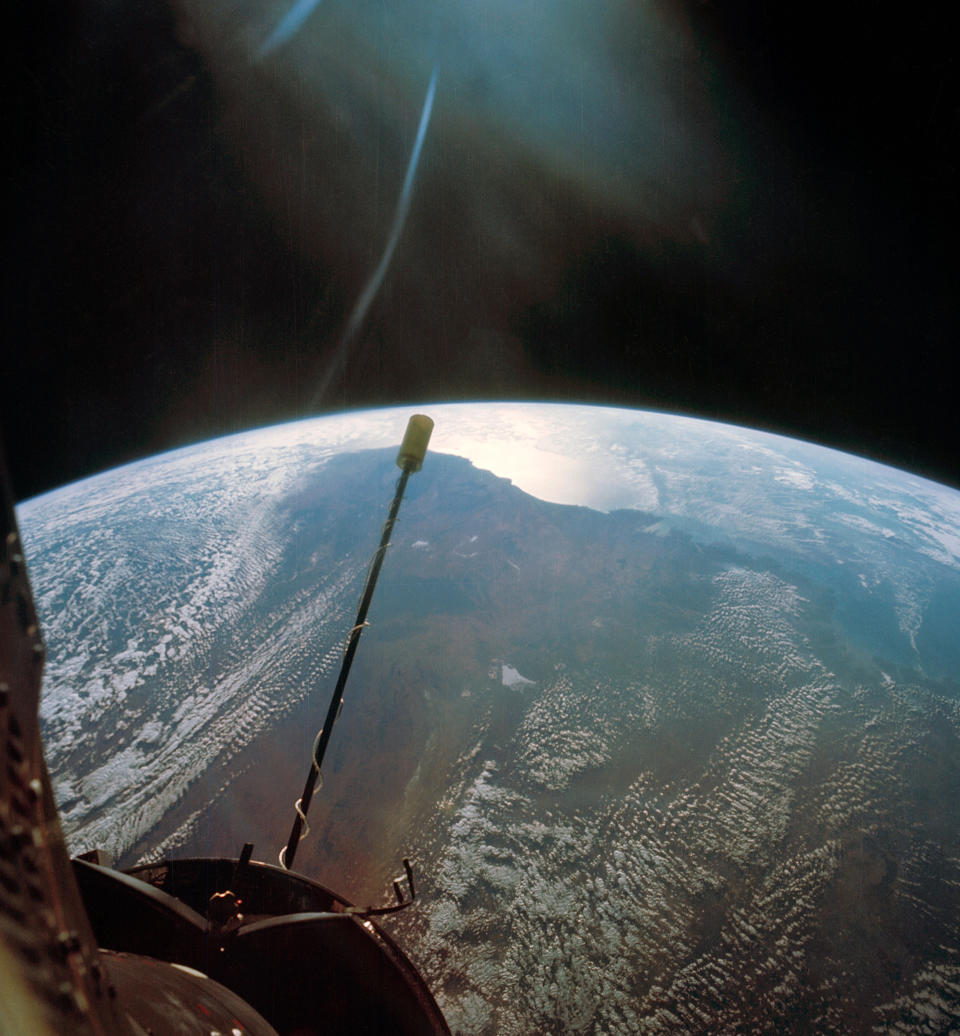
[{"x1": 280, "y1": 414, "x2": 434, "y2": 871}]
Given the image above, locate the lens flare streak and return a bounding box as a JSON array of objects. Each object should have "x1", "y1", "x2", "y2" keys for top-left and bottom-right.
[
  {"x1": 340, "y1": 66, "x2": 438, "y2": 349},
  {"x1": 311, "y1": 67, "x2": 439, "y2": 407},
  {"x1": 258, "y1": 0, "x2": 324, "y2": 58}
]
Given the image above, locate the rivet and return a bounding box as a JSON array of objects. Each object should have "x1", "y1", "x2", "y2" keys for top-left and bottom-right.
[{"x1": 57, "y1": 982, "x2": 76, "y2": 1012}]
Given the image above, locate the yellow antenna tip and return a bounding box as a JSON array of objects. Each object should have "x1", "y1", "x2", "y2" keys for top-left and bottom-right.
[{"x1": 396, "y1": 414, "x2": 434, "y2": 473}]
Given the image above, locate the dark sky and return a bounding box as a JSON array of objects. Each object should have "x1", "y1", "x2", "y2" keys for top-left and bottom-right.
[{"x1": 5, "y1": 0, "x2": 957, "y2": 500}]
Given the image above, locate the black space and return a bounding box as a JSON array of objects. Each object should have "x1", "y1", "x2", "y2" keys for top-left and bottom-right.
[{"x1": 4, "y1": 0, "x2": 957, "y2": 500}]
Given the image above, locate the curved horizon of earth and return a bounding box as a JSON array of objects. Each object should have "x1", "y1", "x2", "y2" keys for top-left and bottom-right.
[{"x1": 16, "y1": 402, "x2": 960, "y2": 1034}]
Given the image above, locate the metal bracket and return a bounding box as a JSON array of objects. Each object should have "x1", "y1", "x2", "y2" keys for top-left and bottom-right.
[{"x1": 346, "y1": 858, "x2": 417, "y2": 918}]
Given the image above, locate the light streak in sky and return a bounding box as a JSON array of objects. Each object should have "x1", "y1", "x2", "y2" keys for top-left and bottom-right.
[
  {"x1": 258, "y1": 0, "x2": 324, "y2": 59},
  {"x1": 340, "y1": 67, "x2": 438, "y2": 349},
  {"x1": 311, "y1": 67, "x2": 439, "y2": 407}
]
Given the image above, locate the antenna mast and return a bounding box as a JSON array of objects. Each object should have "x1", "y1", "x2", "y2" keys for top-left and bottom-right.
[{"x1": 280, "y1": 414, "x2": 434, "y2": 871}]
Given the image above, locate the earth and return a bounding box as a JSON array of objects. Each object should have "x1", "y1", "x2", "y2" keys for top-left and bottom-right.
[{"x1": 16, "y1": 402, "x2": 960, "y2": 1034}]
